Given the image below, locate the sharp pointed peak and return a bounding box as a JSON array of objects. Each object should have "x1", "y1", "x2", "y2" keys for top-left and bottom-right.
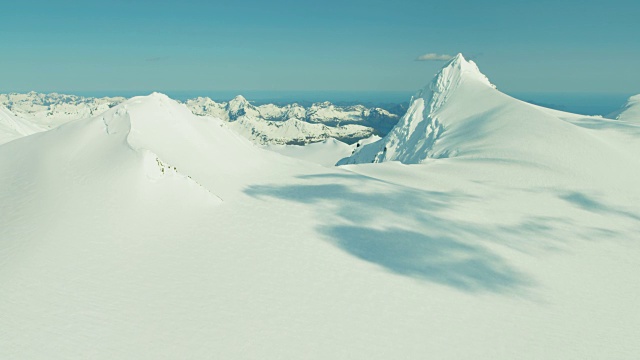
[
  {"x1": 230, "y1": 95, "x2": 248, "y2": 102},
  {"x1": 427, "y1": 53, "x2": 494, "y2": 94},
  {"x1": 448, "y1": 53, "x2": 466, "y2": 63}
]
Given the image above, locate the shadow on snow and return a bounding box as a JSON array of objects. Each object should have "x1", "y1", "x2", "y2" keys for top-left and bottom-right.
[
  {"x1": 245, "y1": 172, "x2": 537, "y2": 294},
  {"x1": 245, "y1": 171, "x2": 640, "y2": 294}
]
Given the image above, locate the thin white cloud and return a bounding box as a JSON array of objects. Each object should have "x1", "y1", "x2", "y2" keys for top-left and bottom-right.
[{"x1": 415, "y1": 53, "x2": 453, "y2": 61}]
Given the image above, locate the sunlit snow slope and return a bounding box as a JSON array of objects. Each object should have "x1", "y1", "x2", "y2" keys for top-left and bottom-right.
[
  {"x1": 2, "y1": 60, "x2": 640, "y2": 360},
  {"x1": 609, "y1": 94, "x2": 640, "y2": 122},
  {"x1": 0, "y1": 106, "x2": 44, "y2": 145}
]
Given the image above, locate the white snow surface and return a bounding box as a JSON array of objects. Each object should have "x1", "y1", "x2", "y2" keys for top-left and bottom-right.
[
  {"x1": 609, "y1": 94, "x2": 640, "y2": 122},
  {"x1": 263, "y1": 138, "x2": 353, "y2": 167},
  {"x1": 263, "y1": 136, "x2": 382, "y2": 167},
  {"x1": 2, "y1": 60, "x2": 640, "y2": 359},
  {"x1": 0, "y1": 106, "x2": 45, "y2": 145}
]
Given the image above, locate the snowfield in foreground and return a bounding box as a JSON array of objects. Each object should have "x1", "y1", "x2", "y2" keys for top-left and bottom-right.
[{"x1": 1, "y1": 55, "x2": 640, "y2": 359}]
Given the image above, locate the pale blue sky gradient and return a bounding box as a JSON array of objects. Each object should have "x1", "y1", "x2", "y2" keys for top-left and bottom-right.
[{"x1": 1, "y1": 0, "x2": 638, "y2": 94}]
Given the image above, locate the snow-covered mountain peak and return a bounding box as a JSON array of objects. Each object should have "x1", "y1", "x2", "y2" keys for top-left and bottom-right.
[
  {"x1": 147, "y1": 92, "x2": 172, "y2": 100},
  {"x1": 443, "y1": 53, "x2": 488, "y2": 81},
  {"x1": 83, "y1": 92, "x2": 277, "y2": 196},
  {"x1": 416, "y1": 53, "x2": 494, "y2": 113},
  {"x1": 337, "y1": 53, "x2": 501, "y2": 165},
  {"x1": 116, "y1": 93, "x2": 193, "y2": 126},
  {"x1": 96, "y1": 93, "x2": 206, "y2": 154},
  {"x1": 338, "y1": 55, "x2": 639, "y2": 169},
  {"x1": 227, "y1": 95, "x2": 257, "y2": 120},
  {"x1": 228, "y1": 95, "x2": 250, "y2": 108}
]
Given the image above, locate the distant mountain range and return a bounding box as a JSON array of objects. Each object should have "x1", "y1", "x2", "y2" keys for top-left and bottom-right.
[{"x1": 0, "y1": 92, "x2": 400, "y2": 145}]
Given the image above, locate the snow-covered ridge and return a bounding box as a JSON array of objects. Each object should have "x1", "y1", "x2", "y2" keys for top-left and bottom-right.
[
  {"x1": 0, "y1": 92, "x2": 400, "y2": 145},
  {"x1": 0, "y1": 106, "x2": 45, "y2": 145},
  {"x1": 608, "y1": 94, "x2": 640, "y2": 123}
]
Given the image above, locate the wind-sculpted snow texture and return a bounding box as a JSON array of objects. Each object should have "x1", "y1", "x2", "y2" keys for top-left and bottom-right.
[{"x1": 2, "y1": 57, "x2": 640, "y2": 359}]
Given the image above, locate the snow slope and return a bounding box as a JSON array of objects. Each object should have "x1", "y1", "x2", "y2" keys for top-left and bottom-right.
[
  {"x1": 2, "y1": 65, "x2": 640, "y2": 359},
  {"x1": 608, "y1": 94, "x2": 640, "y2": 122},
  {"x1": 263, "y1": 135, "x2": 382, "y2": 166},
  {"x1": 263, "y1": 138, "x2": 353, "y2": 166},
  {"x1": 0, "y1": 106, "x2": 44, "y2": 145}
]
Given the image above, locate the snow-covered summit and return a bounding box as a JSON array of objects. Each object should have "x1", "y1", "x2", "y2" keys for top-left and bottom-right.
[
  {"x1": 338, "y1": 53, "x2": 497, "y2": 165},
  {"x1": 98, "y1": 93, "x2": 274, "y2": 190},
  {"x1": 338, "y1": 54, "x2": 640, "y2": 175},
  {"x1": 417, "y1": 53, "x2": 495, "y2": 114}
]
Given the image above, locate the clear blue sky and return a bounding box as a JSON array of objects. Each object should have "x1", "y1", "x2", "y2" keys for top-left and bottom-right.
[{"x1": 1, "y1": 0, "x2": 638, "y2": 94}]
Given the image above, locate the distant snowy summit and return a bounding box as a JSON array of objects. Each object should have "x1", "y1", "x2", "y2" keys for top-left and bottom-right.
[
  {"x1": 0, "y1": 92, "x2": 399, "y2": 146},
  {"x1": 338, "y1": 53, "x2": 640, "y2": 170}
]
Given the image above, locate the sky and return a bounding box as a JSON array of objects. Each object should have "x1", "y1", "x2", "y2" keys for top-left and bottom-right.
[{"x1": 0, "y1": 0, "x2": 638, "y2": 95}]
